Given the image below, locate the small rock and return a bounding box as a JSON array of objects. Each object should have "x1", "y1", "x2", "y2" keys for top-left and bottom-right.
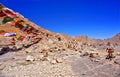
[
  {"x1": 62, "y1": 45, "x2": 67, "y2": 51},
  {"x1": 89, "y1": 53, "x2": 98, "y2": 58},
  {"x1": 26, "y1": 55, "x2": 34, "y2": 62},
  {"x1": 106, "y1": 54, "x2": 115, "y2": 60},
  {"x1": 48, "y1": 39, "x2": 54, "y2": 44},
  {"x1": 25, "y1": 50, "x2": 32, "y2": 53},
  {"x1": 46, "y1": 57, "x2": 51, "y2": 61},
  {"x1": 82, "y1": 52, "x2": 89, "y2": 56},
  {"x1": 41, "y1": 49, "x2": 48, "y2": 57},
  {"x1": 39, "y1": 54, "x2": 44, "y2": 59},
  {"x1": 51, "y1": 60, "x2": 56, "y2": 64},
  {"x1": 79, "y1": 50, "x2": 82, "y2": 53},
  {"x1": 15, "y1": 44, "x2": 23, "y2": 50},
  {"x1": 90, "y1": 58, "x2": 100, "y2": 62},
  {"x1": 114, "y1": 59, "x2": 120, "y2": 65},
  {"x1": 116, "y1": 52, "x2": 120, "y2": 56},
  {"x1": 34, "y1": 56, "x2": 40, "y2": 61},
  {"x1": 41, "y1": 57, "x2": 50, "y2": 61},
  {"x1": 56, "y1": 58, "x2": 63, "y2": 63},
  {"x1": 11, "y1": 46, "x2": 17, "y2": 51}
]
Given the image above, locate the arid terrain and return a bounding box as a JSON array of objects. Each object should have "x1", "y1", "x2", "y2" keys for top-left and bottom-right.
[{"x1": 0, "y1": 4, "x2": 120, "y2": 77}]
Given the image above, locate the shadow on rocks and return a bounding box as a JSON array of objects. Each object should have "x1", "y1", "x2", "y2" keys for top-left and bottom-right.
[
  {"x1": 116, "y1": 73, "x2": 120, "y2": 77},
  {"x1": 0, "y1": 46, "x2": 10, "y2": 55}
]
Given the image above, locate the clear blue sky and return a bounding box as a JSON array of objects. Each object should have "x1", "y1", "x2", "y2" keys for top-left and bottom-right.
[{"x1": 1, "y1": 0, "x2": 120, "y2": 39}]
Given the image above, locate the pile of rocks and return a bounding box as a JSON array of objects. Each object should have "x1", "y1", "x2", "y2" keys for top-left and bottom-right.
[{"x1": 25, "y1": 54, "x2": 63, "y2": 65}]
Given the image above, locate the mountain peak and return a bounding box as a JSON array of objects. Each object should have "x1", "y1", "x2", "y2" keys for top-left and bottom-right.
[{"x1": 116, "y1": 33, "x2": 120, "y2": 37}]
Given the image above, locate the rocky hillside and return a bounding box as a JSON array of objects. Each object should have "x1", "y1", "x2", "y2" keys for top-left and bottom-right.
[
  {"x1": 0, "y1": 4, "x2": 81, "y2": 54},
  {"x1": 105, "y1": 33, "x2": 120, "y2": 43}
]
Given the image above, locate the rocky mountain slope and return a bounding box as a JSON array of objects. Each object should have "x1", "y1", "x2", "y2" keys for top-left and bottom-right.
[
  {"x1": 0, "y1": 4, "x2": 80, "y2": 51},
  {"x1": 106, "y1": 33, "x2": 120, "y2": 43}
]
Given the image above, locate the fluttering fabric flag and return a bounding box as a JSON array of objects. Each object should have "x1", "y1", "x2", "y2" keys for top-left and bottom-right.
[
  {"x1": 4, "y1": 33, "x2": 16, "y2": 37},
  {"x1": 0, "y1": 10, "x2": 6, "y2": 17},
  {"x1": 2, "y1": 16, "x2": 13, "y2": 24}
]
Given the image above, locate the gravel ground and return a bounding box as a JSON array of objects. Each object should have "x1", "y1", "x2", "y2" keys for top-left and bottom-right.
[
  {"x1": 0, "y1": 51, "x2": 77, "y2": 77},
  {"x1": 0, "y1": 47, "x2": 120, "y2": 77}
]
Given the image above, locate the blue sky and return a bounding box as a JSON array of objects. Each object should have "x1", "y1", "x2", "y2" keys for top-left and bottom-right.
[{"x1": 0, "y1": 0, "x2": 120, "y2": 39}]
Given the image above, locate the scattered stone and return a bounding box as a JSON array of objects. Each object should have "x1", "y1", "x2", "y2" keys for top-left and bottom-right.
[
  {"x1": 15, "y1": 44, "x2": 23, "y2": 50},
  {"x1": 82, "y1": 52, "x2": 89, "y2": 56},
  {"x1": 89, "y1": 53, "x2": 98, "y2": 58},
  {"x1": 45, "y1": 57, "x2": 51, "y2": 61},
  {"x1": 11, "y1": 46, "x2": 17, "y2": 51},
  {"x1": 41, "y1": 57, "x2": 50, "y2": 61},
  {"x1": 51, "y1": 60, "x2": 56, "y2": 64},
  {"x1": 79, "y1": 50, "x2": 82, "y2": 53},
  {"x1": 26, "y1": 55, "x2": 34, "y2": 62},
  {"x1": 41, "y1": 49, "x2": 48, "y2": 57},
  {"x1": 106, "y1": 54, "x2": 115, "y2": 60},
  {"x1": 90, "y1": 58, "x2": 100, "y2": 62},
  {"x1": 62, "y1": 45, "x2": 67, "y2": 51},
  {"x1": 48, "y1": 39, "x2": 54, "y2": 44},
  {"x1": 116, "y1": 52, "x2": 120, "y2": 56},
  {"x1": 114, "y1": 59, "x2": 120, "y2": 65},
  {"x1": 39, "y1": 54, "x2": 44, "y2": 59},
  {"x1": 25, "y1": 49, "x2": 32, "y2": 53},
  {"x1": 106, "y1": 48, "x2": 115, "y2": 60},
  {"x1": 56, "y1": 58, "x2": 63, "y2": 63},
  {"x1": 34, "y1": 56, "x2": 40, "y2": 61}
]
